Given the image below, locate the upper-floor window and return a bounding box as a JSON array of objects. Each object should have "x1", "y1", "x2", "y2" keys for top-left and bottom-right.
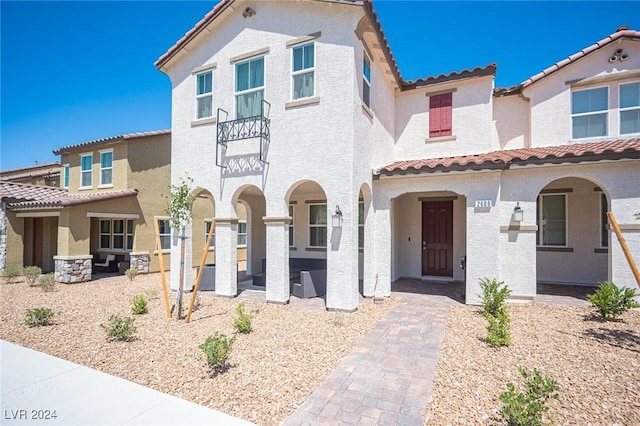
[
  {"x1": 63, "y1": 164, "x2": 69, "y2": 188},
  {"x1": 620, "y1": 81, "x2": 640, "y2": 135},
  {"x1": 363, "y1": 52, "x2": 371, "y2": 108},
  {"x1": 309, "y1": 203, "x2": 327, "y2": 247},
  {"x1": 537, "y1": 194, "x2": 567, "y2": 246},
  {"x1": 99, "y1": 150, "x2": 113, "y2": 186},
  {"x1": 196, "y1": 70, "x2": 213, "y2": 119},
  {"x1": 235, "y1": 56, "x2": 264, "y2": 119},
  {"x1": 80, "y1": 154, "x2": 92, "y2": 188},
  {"x1": 429, "y1": 93, "x2": 453, "y2": 138},
  {"x1": 572, "y1": 87, "x2": 608, "y2": 139},
  {"x1": 292, "y1": 43, "x2": 314, "y2": 100}
]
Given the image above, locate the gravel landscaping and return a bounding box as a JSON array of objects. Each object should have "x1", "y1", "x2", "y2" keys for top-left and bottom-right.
[
  {"x1": 2, "y1": 273, "x2": 640, "y2": 425},
  {"x1": 424, "y1": 302, "x2": 640, "y2": 425},
  {"x1": 0, "y1": 273, "x2": 396, "y2": 425}
]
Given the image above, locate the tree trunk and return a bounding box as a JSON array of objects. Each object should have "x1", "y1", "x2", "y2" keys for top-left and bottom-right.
[{"x1": 175, "y1": 227, "x2": 186, "y2": 320}]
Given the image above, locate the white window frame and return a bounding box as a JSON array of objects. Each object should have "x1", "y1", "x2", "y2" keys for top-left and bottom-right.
[
  {"x1": 99, "y1": 149, "x2": 113, "y2": 187},
  {"x1": 195, "y1": 70, "x2": 213, "y2": 120},
  {"x1": 99, "y1": 218, "x2": 134, "y2": 252},
  {"x1": 234, "y1": 55, "x2": 265, "y2": 119},
  {"x1": 204, "y1": 219, "x2": 215, "y2": 250},
  {"x1": 308, "y1": 203, "x2": 327, "y2": 248},
  {"x1": 290, "y1": 42, "x2": 315, "y2": 101},
  {"x1": 619, "y1": 81, "x2": 640, "y2": 135},
  {"x1": 80, "y1": 153, "x2": 92, "y2": 189},
  {"x1": 63, "y1": 164, "x2": 70, "y2": 188},
  {"x1": 358, "y1": 202, "x2": 364, "y2": 249},
  {"x1": 157, "y1": 218, "x2": 172, "y2": 252},
  {"x1": 600, "y1": 193, "x2": 609, "y2": 249},
  {"x1": 237, "y1": 221, "x2": 248, "y2": 247},
  {"x1": 363, "y1": 50, "x2": 372, "y2": 109},
  {"x1": 571, "y1": 86, "x2": 608, "y2": 139},
  {"x1": 537, "y1": 194, "x2": 568, "y2": 247},
  {"x1": 289, "y1": 204, "x2": 295, "y2": 247}
]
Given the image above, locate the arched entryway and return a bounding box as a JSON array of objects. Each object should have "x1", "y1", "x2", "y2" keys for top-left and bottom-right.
[{"x1": 535, "y1": 177, "x2": 609, "y2": 287}]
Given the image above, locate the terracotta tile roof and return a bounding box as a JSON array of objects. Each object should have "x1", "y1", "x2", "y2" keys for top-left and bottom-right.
[
  {"x1": 53, "y1": 129, "x2": 170, "y2": 156},
  {"x1": 402, "y1": 64, "x2": 497, "y2": 90},
  {"x1": 494, "y1": 27, "x2": 640, "y2": 97},
  {"x1": 0, "y1": 162, "x2": 60, "y2": 175},
  {"x1": 0, "y1": 181, "x2": 138, "y2": 211},
  {"x1": 377, "y1": 138, "x2": 640, "y2": 176}
]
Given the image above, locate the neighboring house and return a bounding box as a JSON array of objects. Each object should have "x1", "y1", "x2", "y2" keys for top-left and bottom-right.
[
  {"x1": 155, "y1": 0, "x2": 640, "y2": 311},
  {"x1": 0, "y1": 131, "x2": 248, "y2": 282},
  {"x1": 0, "y1": 162, "x2": 61, "y2": 187}
]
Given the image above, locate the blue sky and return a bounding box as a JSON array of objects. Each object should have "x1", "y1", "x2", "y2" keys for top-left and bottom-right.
[{"x1": 1, "y1": 1, "x2": 639, "y2": 171}]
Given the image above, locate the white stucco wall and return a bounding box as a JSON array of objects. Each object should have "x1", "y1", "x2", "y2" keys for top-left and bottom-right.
[
  {"x1": 524, "y1": 39, "x2": 640, "y2": 146},
  {"x1": 393, "y1": 77, "x2": 495, "y2": 162}
]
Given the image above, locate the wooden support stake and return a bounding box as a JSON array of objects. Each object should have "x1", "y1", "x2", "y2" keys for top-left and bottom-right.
[
  {"x1": 607, "y1": 212, "x2": 640, "y2": 286},
  {"x1": 186, "y1": 220, "x2": 215, "y2": 323},
  {"x1": 154, "y1": 216, "x2": 172, "y2": 319}
]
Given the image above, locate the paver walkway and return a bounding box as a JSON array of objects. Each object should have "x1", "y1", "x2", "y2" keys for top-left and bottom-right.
[{"x1": 282, "y1": 280, "x2": 462, "y2": 426}]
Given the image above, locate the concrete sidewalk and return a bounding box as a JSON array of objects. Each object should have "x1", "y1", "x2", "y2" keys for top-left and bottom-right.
[{"x1": 0, "y1": 340, "x2": 254, "y2": 426}]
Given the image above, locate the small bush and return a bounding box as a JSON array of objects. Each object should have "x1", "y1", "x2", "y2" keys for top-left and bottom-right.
[
  {"x1": 144, "y1": 287, "x2": 159, "y2": 300},
  {"x1": 478, "y1": 278, "x2": 512, "y2": 317},
  {"x1": 499, "y1": 367, "x2": 560, "y2": 426},
  {"x1": 23, "y1": 266, "x2": 42, "y2": 286},
  {"x1": 131, "y1": 294, "x2": 148, "y2": 315},
  {"x1": 2, "y1": 266, "x2": 23, "y2": 284},
  {"x1": 587, "y1": 281, "x2": 639, "y2": 319},
  {"x1": 233, "y1": 302, "x2": 253, "y2": 334},
  {"x1": 486, "y1": 309, "x2": 511, "y2": 347},
  {"x1": 39, "y1": 274, "x2": 57, "y2": 292},
  {"x1": 100, "y1": 315, "x2": 136, "y2": 342},
  {"x1": 24, "y1": 308, "x2": 55, "y2": 327},
  {"x1": 125, "y1": 268, "x2": 138, "y2": 281},
  {"x1": 200, "y1": 332, "x2": 235, "y2": 373}
]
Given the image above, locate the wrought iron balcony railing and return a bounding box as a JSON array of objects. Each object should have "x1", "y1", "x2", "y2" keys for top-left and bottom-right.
[{"x1": 216, "y1": 99, "x2": 271, "y2": 167}]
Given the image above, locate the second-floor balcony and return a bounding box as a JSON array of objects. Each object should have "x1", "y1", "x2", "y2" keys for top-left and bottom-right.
[{"x1": 216, "y1": 99, "x2": 270, "y2": 167}]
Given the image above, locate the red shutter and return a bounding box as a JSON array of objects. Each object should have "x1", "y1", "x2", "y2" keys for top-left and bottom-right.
[{"x1": 429, "y1": 93, "x2": 452, "y2": 137}]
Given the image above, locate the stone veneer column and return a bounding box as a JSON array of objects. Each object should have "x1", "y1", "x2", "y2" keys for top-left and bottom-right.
[
  {"x1": 0, "y1": 202, "x2": 7, "y2": 271},
  {"x1": 54, "y1": 255, "x2": 93, "y2": 283},
  {"x1": 129, "y1": 252, "x2": 150, "y2": 273}
]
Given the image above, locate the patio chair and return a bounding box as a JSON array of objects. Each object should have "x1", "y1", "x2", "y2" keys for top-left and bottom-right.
[{"x1": 94, "y1": 254, "x2": 115, "y2": 268}]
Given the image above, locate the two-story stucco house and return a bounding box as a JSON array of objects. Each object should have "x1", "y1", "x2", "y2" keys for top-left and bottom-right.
[
  {"x1": 0, "y1": 162, "x2": 61, "y2": 187},
  {"x1": 155, "y1": 0, "x2": 640, "y2": 311}
]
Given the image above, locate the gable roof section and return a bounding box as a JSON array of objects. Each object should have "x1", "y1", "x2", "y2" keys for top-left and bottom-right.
[
  {"x1": 0, "y1": 181, "x2": 138, "y2": 211},
  {"x1": 53, "y1": 129, "x2": 171, "y2": 156},
  {"x1": 494, "y1": 27, "x2": 640, "y2": 97},
  {"x1": 378, "y1": 138, "x2": 640, "y2": 176},
  {"x1": 0, "y1": 162, "x2": 61, "y2": 182}
]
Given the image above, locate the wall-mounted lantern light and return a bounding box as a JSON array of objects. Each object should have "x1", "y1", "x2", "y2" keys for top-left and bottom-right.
[
  {"x1": 513, "y1": 202, "x2": 524, "y2": 222},
  {"x1": 332, "y1": 205, "x2": 343, "y2": 228}
]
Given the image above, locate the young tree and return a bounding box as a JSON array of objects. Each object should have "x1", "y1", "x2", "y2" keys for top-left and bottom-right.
[{"x1": 164, "y1": 174, "x2": 196, "y2": 320}]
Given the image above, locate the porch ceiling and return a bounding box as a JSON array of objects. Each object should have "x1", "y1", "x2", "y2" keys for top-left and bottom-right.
[{"x1": 377, "y1": 138, "x2": 640, "y2": 177}]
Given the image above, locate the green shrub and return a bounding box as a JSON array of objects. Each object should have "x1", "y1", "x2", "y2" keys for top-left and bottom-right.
[
  {"x1": 478, "y1": 278, "x2": 512, "y2": 317},
  {"x1": 39, "y1": 274, "x2": 57, "y2": 292},
  {"x1": 24, "y1": 308, "x2": 55, "y2": 327},
  {"x1": 131, "y1": 294, "x2": 148, "y2": 315},
  {"x1": 587, "y1": 281, "x2": 639, "y2": 319},
  {"x1": 486, "y1": 309, "x2": 511, "y2": 347},
  {"x1": 499, "y1": 367, "x2": 560, "y2": 426},
  {"x1": 100, "y1": 315, "x2": 136, "y2": 342},
  {"x1": 200, "y1": 332, "x2": 235, "y2": 373},
  {"x1": 23, "y1": 266, "x2": 42, "y2": 286},
  {"x1": 233, "y1": 302, "x2": 253, "y2": 334},
  {"x1": 125, "y1": 268, "x2": 138, "y2": 281},
  {"x1": 2, "y1": 266, "x2": 23, "y2": 284}
]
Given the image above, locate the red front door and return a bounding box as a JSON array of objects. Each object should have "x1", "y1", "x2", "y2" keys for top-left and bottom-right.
[{"x1": 422, "y1": 201, "x2": 453, "y2": 277}]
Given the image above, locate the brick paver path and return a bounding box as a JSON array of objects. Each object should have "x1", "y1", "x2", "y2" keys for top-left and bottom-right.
[{"x1": 283, "y1": 281, "x2": 461, "y2": 426}]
